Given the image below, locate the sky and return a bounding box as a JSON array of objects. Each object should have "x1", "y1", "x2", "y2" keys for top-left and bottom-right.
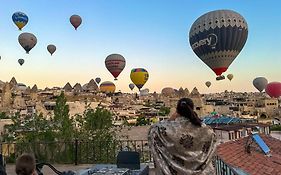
[{"x1": 0, "y1": 0, "x2": 280, "y2": 93}]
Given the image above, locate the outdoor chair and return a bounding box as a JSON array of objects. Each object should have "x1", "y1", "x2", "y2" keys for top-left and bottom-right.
[{"x1": 116, "y1": 151, "x2": 140, "y2": 170}]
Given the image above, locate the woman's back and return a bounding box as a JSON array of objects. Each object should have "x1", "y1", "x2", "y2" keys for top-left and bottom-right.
[{"x1": 149, "y1": 117, "x2": 216, "y2": 175}]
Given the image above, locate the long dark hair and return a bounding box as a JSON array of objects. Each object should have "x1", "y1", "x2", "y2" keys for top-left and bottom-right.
[{"x1": 176, "y1": 98, "x2": 202, "y2": 127}]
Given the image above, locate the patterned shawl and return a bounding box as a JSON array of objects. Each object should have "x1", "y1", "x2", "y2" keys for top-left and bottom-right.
[{"x1": 148, "y1": 117, "x2": 217, "y2": 175}]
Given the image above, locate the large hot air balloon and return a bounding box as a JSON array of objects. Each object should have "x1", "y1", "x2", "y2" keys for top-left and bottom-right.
[
  {"x1": 18, "y1": 59, "x2": 24, "y2": 66},
  {"x1": 189, "y1": 10, "x2": 248, "y2": 78},
  {"x1": 265, "y1": 82, "x2": 281, "y2": 98},
  {"x1": 95, "y1": 77, "x2": 101, "y2": 84},
  {"x1": 105, "y1": 54, "x2": 126, "y2": 80},
  {"x1": 12, "y1": 12, "x2": 28, "y2": 30},
  {"x1": 227, "y1": 74, "x2": 234, "y2": 81},
  {"x1": 205, "y1": 81, "x2": 211, "y2": 88},
  {"x1": 129, "y1": 83, "x2": 135, "y2": 91},
  {"x1": 18, "y1": 33, "x2": 37, "y2": 54},
  {"x1": 47, "y1": 44, "x2": 56, "y2": 55},
  {"x1": 253, "y1": 77, "x2": 268, "y2": 92},
  {"x1": 100, "y1": 81, "x2": 116, "y2": 93},
  {"x1": 70, "y1": 15, "x2": 82, "y2": 30},
  {"x1": 130, "y1": 68, "x2": 149, "y2": 90}
]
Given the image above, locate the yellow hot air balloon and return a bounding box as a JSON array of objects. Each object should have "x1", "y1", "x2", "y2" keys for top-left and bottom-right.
[
  {"x1": 130, "y1": 68, "x2": 149, "y2": 90},
  {"x1": 100, "y1": 81, "x2": 116, "y2": 93},
  {"x1": 227, "y1": 74, "x2": 234, "y2": 81}
]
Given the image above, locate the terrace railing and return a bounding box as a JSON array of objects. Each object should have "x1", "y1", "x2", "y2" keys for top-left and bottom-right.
[{"x1": 0, "y1": 140, "x2": 152, "y2": 165}]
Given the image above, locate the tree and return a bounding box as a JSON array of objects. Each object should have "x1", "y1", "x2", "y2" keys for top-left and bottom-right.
[
  {"x1": 0, "y1": 112, "x2": 9, "y2": 119},
  {"x1": 83, "y1": 107, "x2": 115, "y2": 141},
  {"x1": 2, "y1": 112, "x2": 55, "y2": 142},
  {"x1": 76, "y1": 107, "x2": 117, "y2": 163},
  {"x1": 136, "y1": 116, "x2": 149, "y2": 126},
  {"x1": 53, "y1": 92, "x2": 74, "y2": 141},
  {"x1": 159, "y1": 106, "x2": 170, "y2": 116}
]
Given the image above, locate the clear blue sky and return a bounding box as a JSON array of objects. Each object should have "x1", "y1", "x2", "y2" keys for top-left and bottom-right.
[{"x1": 0, "y1": 0, "x2": 280, "y2": 93}]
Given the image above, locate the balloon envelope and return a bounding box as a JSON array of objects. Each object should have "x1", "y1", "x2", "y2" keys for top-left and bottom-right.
[
  {"x1": 18, "y1": 33, "x2": 37, "y2": 54},
  {"x1": 205, "y1": 81, "x2": 211, "y2": 88},
  {"x1": 12, "y1": 12, "x2": 28, "y2": 30},
  {"x1": 253, "y1": 77, "x2": 268, "y2": 92},
  {"x1": 265, "y1": 82, "x2": 281, "y2": 98},
  {"x1": 140, "y1": 88, "x2": 149, "y2": 96},
  {"x1": 47, "y1": 44, "x2": 56, "y2": 55},
  {"x1": 105, "y1": 54, "x2": 126, "y2": 80},
  {"x1": 100, "y1": 81, "x2": 116, "y2": 93},
  {"x1": 227, "y1": 74, "x2": 234, "y2": 81},
  {"x1": 95, "y1": 77, "x2": 101, "y2": 84},
  {"x1": 18, "y1": 59, "x2": 24, "y2": 66},
  {"x1": 189, "y1": 10, "x2": 248, "y2": 76},
  {"x1": 70, "y1": 15, "x2": 82, "y2": 30},
  {"x1": 129, "y1": 83, "x2": 135, "y2": 91},
  {"x1": 130, "y1": 68, "x2": 149, "y2": 90}
]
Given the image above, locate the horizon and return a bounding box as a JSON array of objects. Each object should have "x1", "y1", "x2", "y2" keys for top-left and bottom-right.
[{"x1": 0, "y1": 0, "x2": 280, "y2": 93}]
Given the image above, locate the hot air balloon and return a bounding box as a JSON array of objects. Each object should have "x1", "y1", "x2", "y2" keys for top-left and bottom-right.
[
  {"x1": 70, "y1": 15, "x2": 82, "y2": 30},
  {"x1": 18, "y1": 59, "x2": 24, "y2": 66},
  {"x1": 105, "y1": 54, "x2": 126, "y2": 80},
  {"x1": 12, "y1": 12, "x2": 28, "y2": 30},
  {"x1": 253, "y1": 77, "x2": 268, "y2": 92},
  {"x1": 130, "y1": 68, "x2": 149, "y2": 90},
  {"x1": 100, "y1": 81, "x2": 116, "y2": 93},
  {"x1": 129, "y1": 83, "x2": 135, "y2": 91},
  {"x1": 18, "y1": 33, "x2": 37, "y2": 54},
  {"x1": 227, "y1": 74, "x2": 234, "y2": 81},
  {"x1": 140, "y1": 88, "x2": 149, "y2": 96},
  {"x1": 189, "y1": 10, "x2": 248, "y2": 78},
  {"x1": 265, "y1": 82, "x2": 281, "y2": 98},
  {"x1": 95, "y1": 77, "x2": 101, "y2": 84},
  {"x1": 205, "y1": 81, "x2": 211, "y2": 88},
  {"x1": 47, "y1": 44, "x2": 56, "y2": 55}
]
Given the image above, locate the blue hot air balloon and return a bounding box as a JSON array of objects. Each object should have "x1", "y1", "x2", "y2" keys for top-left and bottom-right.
[
  {"x1": 189, "y1": 10, "x2": 248, "y2": 77},
  {"x1": 12, "y1": 12, "x2": 28, "y2": 30}
]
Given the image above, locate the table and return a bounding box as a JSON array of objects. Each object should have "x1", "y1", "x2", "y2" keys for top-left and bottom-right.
[{"x1": 77, "y1": 164, "x2": 149, "y2": 175}]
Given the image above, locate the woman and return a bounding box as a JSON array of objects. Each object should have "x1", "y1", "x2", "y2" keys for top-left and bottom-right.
[{"x1": 148, "y1": 98, "x2": 217, "y2": 175}]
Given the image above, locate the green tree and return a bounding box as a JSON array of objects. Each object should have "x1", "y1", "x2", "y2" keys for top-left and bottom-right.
[
  {"x1": 83, "y1": 107, "x2": 114, "y2": 140},
  {"x1": 0, "y1": 112, "x2": 9, "y2": 119},
  {"x1": 159, "y1": 106, "x2": 170, "y2": 116},
  {"x1": 136, "y1": 116, "x2": 149, "y2": 126},
  {"x1": 53, "y1": 92, "x2": 74, "y2": 141},
  {"x1": 77, "y1": 107, "x2": 117, "y2": 163}
]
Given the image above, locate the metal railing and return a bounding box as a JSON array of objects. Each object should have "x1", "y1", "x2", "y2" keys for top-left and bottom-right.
[{"x1": 0, "y1": 140, "x2": 152, "y2": 165}]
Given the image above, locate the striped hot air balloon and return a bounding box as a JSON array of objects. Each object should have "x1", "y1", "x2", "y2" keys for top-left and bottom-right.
[
  {"x1": 189, "y1": 10, "x2": 248, "y2": 78},
  {"x1": 100, "y1": 81, "x2": 116, "y2": 93},
  {"x1": 105, "y1": 54, "x2": 126, "y2": 80}
]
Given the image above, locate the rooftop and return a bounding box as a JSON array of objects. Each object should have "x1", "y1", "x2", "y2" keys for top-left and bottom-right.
[
  {"x1": 212, "y1": 123, "x2": 270, "y2": 131},
  {"x1": 217, "y1": 134, "x2": 281, "y2": 175}
]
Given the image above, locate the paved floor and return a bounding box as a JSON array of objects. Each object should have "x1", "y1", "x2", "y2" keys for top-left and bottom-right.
[{"x1": 6, "y1": 164, "x2": 155, "y2": 175}]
